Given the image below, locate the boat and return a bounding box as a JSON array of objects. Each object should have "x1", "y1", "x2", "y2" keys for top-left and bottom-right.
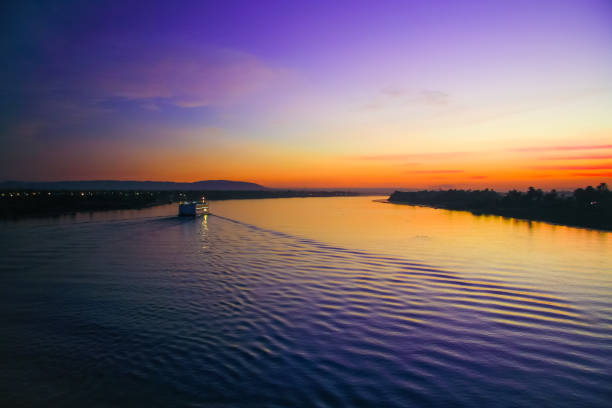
[{"x1": 178, "y1": 197, "x2": 209, "y2": 216}]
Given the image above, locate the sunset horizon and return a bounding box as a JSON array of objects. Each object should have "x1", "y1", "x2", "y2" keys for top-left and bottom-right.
[
  {"x1": 2, "y1": 1, "x2": 610, "y2": 190},
  {"x1": 1, "y1": 1, "x2": 611, "y2": 407}
]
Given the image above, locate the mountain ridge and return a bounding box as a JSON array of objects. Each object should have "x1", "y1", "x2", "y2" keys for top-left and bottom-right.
[{"x1": 0, "y1": 180, "x2": 267, "y2": 191}]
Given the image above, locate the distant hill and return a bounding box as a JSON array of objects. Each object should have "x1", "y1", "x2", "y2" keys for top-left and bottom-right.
[{"x1": 0, "y1": 180, "x2": 267, "y2": 191}]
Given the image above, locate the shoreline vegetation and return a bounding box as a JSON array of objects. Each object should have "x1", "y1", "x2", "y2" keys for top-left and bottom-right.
[
  {"x1": 0, "y1": 190, "x2": 359, "y2": 219},
  {"x1": 388, "y1": 183, "x2": 612, "y2": 231}
]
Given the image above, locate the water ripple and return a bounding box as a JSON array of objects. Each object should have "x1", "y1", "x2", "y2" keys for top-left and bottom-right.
[{"x1": 0, "y1": 211, "x2": 610, "y2": 407}]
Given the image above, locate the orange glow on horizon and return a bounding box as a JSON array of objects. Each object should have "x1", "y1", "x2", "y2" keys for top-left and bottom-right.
[{"x1": 26, "y1": 131, "x2": 611, "y2": 190}]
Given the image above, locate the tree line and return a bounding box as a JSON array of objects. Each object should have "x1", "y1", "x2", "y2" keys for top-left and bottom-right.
[{"x1": 389, "y1": 183, "x2": 611, "y2": 230}]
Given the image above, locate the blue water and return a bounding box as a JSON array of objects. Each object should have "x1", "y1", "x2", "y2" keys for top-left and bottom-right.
[{"x1": 1, "y1": 198, "x2": 611, "y2": 407}]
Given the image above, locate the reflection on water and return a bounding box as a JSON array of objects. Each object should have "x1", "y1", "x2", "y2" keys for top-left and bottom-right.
[
  {"x1": 0, "y1": 197, "x2": 610, "y2": 407},
  {"x1": 213, "y1": 197, "x2": 612, "y2": 299}
]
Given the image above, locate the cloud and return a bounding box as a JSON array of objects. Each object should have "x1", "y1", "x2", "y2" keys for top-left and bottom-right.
[
  {"x1": 139, "y1": 102, "x2": 161, "y2": 111},
  {"x1": 354, "y1": 151, "x2": 472, "y2": 160},
  {"x1": 23, "y1": 45, "x2": 292, "y2": 111},
  {"x1": 381, "y1": 85, "x2": 405, "y2": 97},
  {"x1": 571, "y1": 172, "x2": 612, "y2": 177},
  {"x1": 357, "y1": 88, "x2": 449, "y2": 111},
  {"x1": 511, "y1": 144, "x2": 612, "y2": 153},
  {"x1": 357, "y1": 101, "x2": 384, "y2": 111},
  {"x1": 406, "y1": 169, "x2": 464, "y2": 174},
  {"x1": 414, "y1": 90, "x2": 449, "y2": 106},
  {"x1": 460, "y1": 87, "x2": 612, "y2": 128},
  {"x1": 531, "y1": 163, "x2": 612, "y2": 170},
  {"x1": 86, "y1": 48, "x2": 288, "y2": 108},
  {"x1": 538, "y1": 154, "x2": 612, "y2": 160}
]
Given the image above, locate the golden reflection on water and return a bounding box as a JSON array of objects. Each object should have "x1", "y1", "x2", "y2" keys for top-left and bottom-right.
[
  {"x1": 211, "y1": 196, "x2": 612, "y2": 297},
  {"x1": 3, "y1": 196, "x2": 610, "y2": 407}
]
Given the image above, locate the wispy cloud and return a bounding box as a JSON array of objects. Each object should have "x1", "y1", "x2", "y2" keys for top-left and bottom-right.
[
  {"x1": 381, "y1": 85, "x2": 405, "y2": 97},
  {"x1": 357, "y1": 101, "x2": 384, "y2": 111},
  {"x1": 91, "y1": 48, "x2": 289, "y2": 108},
  {"x1": 571, "y1": 172, "x2": 612, "y2": 177},
  {"x1": 357, "y1": 88, "x2": 449, "y2": 111},
  {"x1": 413, "y1": 90, "x2": 449, "y2": 106},
  {"x1": 29, "y1": 45, "x2": 292, "y2": 111},
  {"x1": 538, "y1": 154, "x2": 612, "y2": 160},
  {"x1": 140, "y1": 102, "x2": 161, "y2": 111},
  {"x1": 406, "y1": 169, "x2": 464, "y2": 174},
  {"x1": 531, "y1": 163, "x2": 612, "y2": 170},
  {"x1": 458, "y1": 87, "x2": 612, "y2": 128},
  {"x1": 354, "y1": 151, "x2": 472, "y2": 161},
  {"x1": 511, "y1": 144, "x2": 612, "y2": 153}
]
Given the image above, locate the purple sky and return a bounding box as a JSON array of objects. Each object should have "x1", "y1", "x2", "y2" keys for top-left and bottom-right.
[{"x1": 1, "y1": 0, "x2": 611, "y2": 187}]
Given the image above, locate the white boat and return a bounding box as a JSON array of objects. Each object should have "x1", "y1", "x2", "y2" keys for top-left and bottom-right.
[{"x1": 178, "y1": 197, "x2": 209, "y2": 216}]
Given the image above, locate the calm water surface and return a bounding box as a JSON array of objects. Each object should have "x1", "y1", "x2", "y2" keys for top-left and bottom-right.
[{"x1": 1, "y1": 196, "x2": 611, "y2": 407}]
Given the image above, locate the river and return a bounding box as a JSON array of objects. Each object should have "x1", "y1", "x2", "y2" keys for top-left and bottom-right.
[{"x1": 1, "y1": 196, "x2": 610, "y2": 407}]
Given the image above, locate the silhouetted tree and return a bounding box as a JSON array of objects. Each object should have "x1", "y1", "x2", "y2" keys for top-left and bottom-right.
[{"x1": 389, "y1": 183, "x2": 612, "y2": 230}]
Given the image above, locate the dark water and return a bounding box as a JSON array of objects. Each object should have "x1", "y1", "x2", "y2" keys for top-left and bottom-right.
[{"x1": 1, "y1": 197, "x2": 611, "y2": 407}]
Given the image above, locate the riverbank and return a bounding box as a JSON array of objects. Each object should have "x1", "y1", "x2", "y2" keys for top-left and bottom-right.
[
  {"x1": 0, "y1": 190, "x2": 360, "y2": 218},
  {"x1": 388, "y1": 185, "x2": 612, "y2": 231}
]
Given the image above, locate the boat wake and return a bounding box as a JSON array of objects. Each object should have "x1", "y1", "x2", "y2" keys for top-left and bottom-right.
[{"x1": 0, "y1": 210, "x2": 610, "y2": 407}]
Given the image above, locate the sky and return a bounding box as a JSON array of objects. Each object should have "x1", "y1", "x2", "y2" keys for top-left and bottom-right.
[{"x1": 1, "y1": 0, "x2": 611, "y2": 189}]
